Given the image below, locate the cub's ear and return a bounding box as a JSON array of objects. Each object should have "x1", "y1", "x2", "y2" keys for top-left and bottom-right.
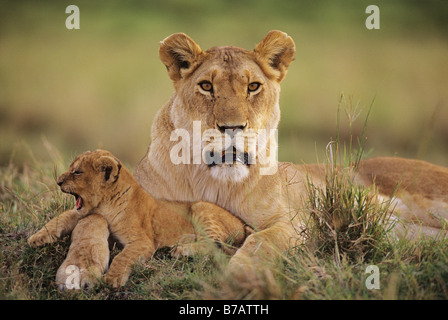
[
  {"x1": 254, "y1": 30, "x2": 296, "y2": 82},
  {"x1": 159, "y1": 33, "x2": 205, "y2": 82},
  {"x1": 94, "y1": 156, "x2": 121, "y2": 183}
]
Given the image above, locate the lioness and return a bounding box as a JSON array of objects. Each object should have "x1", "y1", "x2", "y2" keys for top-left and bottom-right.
[
  {"x1": 28, "y1": 149, "x2": 251, "y2": 289},
  {"x1": 133, "y1": 30, "x2": 448, "y2": 267}
]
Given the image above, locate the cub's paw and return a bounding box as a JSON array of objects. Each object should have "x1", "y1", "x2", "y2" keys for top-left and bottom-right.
[
  {"x1": 56, "y1": 265, "x2": 101, "y2": 291},
  {"x1": 170, "y1": 243, "x2": 197, "y2": 258},
  {"x1": 170, "y1": 234, "x2": 201, "y2": 258},
  {"x1": 170, "y1": 242, "x2": 214, "y2": 258},
  {"x1": 103, "y1": 272, "x2": 129, "y2": 289},
  {"x1": 28, "y1": 229, "x2": 58, "y2": 247}
]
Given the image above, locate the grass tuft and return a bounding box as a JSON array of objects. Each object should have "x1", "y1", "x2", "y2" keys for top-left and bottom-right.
[{"x1": 298, "y1": 94, "x2": 393, "y2": 265}]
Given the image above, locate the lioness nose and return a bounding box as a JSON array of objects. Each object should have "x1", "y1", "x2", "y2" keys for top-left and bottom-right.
[{"x1": 57, "y1": 177, "x2": 64, "y2": 186}]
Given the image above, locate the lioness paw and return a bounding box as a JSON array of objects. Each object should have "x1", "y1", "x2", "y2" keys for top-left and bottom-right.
[{"x1": 28, "y1": 230, "x2": 58, "y2": 247}]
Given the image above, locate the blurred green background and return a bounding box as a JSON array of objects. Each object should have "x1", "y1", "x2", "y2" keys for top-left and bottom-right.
[{"x1": 1, "y1": 0, "x2": 447, "y2": 169}]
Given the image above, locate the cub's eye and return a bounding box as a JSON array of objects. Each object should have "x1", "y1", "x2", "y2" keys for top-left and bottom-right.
[
  {"x1": 248, "y1": 82, "x2": 261, "y2": 92},
  {"x1": 73, "y1": 170, "x2": 83, "y2": 175},
  {"x1": 199, "y1": 81, "x2": 213, "y2": 92}
]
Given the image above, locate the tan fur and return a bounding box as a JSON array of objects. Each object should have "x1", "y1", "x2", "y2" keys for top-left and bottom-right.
[
  {"x1": 356, "y1": 157, "x2": 448, "y2": 231},
  {"x1": 28, "y1": 150, "x2": 251, "y2": 289}
]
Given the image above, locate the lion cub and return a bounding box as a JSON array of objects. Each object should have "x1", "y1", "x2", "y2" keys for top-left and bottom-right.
[{"x1": 28, "y1": 149, "x2": 251, "y2": 289}]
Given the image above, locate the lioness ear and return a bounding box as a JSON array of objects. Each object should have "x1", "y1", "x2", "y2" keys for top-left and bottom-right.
[
  {"x1": 159, "y1": 33, "x2": 205, "y2": 82},
  {"x1": 254, "y1": 30, "x2": 296, "y2": 82},
  {"x1": 94, "y1": 156, "x2": 121, "y2": 183}
]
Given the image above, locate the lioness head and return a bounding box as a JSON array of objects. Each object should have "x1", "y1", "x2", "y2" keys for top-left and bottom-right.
[
  {"x1": 160, "y1": 30, "x2": 295, "y2": 182},
  {"x1": 57, "y1": 150, "x2": 122, "y2": 215}
]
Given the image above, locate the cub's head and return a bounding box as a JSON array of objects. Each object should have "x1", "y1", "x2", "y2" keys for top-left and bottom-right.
[
  {"x1": 160, "y1": 30, "x2": 295, "y2": 182},
  {"x1": 57, "y1": 149, "x2": 122, "y2": 215}
]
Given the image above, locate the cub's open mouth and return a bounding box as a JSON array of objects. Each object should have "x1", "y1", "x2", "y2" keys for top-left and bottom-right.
[
  {"x1": 61, "y1": 188, "x2": 84, "y2": 210},
  {"x1": 205, "y1": 148, "x2": 251, "y2": 167},
  {"x1": 74, "y1": 195, "x2": 83, "y2": 210}
]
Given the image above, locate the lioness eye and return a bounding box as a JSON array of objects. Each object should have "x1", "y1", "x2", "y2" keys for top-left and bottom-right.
[
  {"x1": 199, "y1": 81, "x2": 213, "y2": 92},
  {"x1": 248, "y1": 82, "x2": 261, "y2": 92},
  {"x1": 73, "y1": 170, "x2": 82, "y2": 175}
]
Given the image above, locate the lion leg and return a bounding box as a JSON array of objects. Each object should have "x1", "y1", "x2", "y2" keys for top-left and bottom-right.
[
  {"x1": 228, "y1": 219, "x2": 295, "y2": 270},
  {"x1": 171, "y1": 202, "x2": 252, "y2": 257},
  {"x1": 103, "y1": 236, "x2": 155, "y2": 288},
  {"x1": 56, "y1": 214, "x2": 110, "y2": 291},
  {"x1": 28, "y1": 209, "x2": 80, "y2": 247}
]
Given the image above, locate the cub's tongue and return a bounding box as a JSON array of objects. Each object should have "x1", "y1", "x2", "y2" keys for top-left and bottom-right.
[{"x1": 75, "y1": 196, "x2": 83, "y2": 210}]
